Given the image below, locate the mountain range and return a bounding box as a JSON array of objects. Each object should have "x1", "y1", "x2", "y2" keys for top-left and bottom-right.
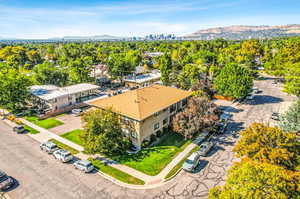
[
  {"x1": 184, "y1": 24, "x2": 300, "y2": 40},
  {"x1": 1, "y1": 24, "x2": 300, "y2": 41}
]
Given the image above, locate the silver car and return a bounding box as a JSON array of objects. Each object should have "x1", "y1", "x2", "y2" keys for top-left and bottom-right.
[
  {"x1": 182, "y1": 152, "x2": 201, "y2": 172},
  {"x1": 0, "y1": 170, "x2": 15, "y2": 191},
  {"x1": 198, "y1": 141, "x2": 214, "y2": 156},
  {"x1": 194, "y1": 131, "x2": 210, "y2": 145},
  {"x1": 13, "y1": 125, "x2": 25, "y2": 134},
  {"x1": 40, "y1": 141, "x2": 59, "y2": 154},
  {"x1": 53, "y1": 149, "x2": 73, "y2": 163},
  {"x1": 73, "y1": 160, "x2": 94, "y2": 173}
]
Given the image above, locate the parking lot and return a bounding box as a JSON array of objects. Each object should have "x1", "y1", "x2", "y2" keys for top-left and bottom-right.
[{"x1": 50, "y1": 113, "x2": 83, "y2": 135}]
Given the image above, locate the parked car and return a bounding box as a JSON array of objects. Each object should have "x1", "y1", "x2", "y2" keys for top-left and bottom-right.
[
  {"x1": 271, "y1": 112, "x2": 280, "y2": 121},
  {"x1": 0, "y1": 170, "x2": 15, "y2": 191},
  {"x1": 193, "y1": 131, "x2": 210, "y2": 145},
  {"x1": 182, "y1": 152, "x2": 201, "y2": 172},
  {"x1": 53, "y1": 149, "x2": 73, "y2": 163},
  {"x1": 218, "y1": 121, "x2": 228, "y2": 134},
  {"x1": 73, "y1": 160, "x2": 94, "y2": 173},
  {"x1": 13, "y1": 125, "x2": 26, "y2": 134},
  {"x1": 40, "y1": 141, "x2": 59, "y2": 154},
  {"x1": 72, "y1": 109, "x2": 82, "y2": 116},
  {"x1": 198, "y1": 141, "x2": 214, "y2": 156},
  {"x1": 246, "y1": 95, "x2": 254, "y2": 100}
]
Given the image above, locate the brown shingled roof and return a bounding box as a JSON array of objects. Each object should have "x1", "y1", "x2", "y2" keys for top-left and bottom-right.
[{"x1": 88, "y1": 84, "x2": 192, "y2": 121}]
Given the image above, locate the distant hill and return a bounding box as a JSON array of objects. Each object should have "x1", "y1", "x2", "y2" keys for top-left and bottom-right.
[
  {"x1": 50, "y1": 35, "x2": 127, "y2": 41},
  {"x1": 184, "y1": 24, "x2": 300, "y2": 40}
]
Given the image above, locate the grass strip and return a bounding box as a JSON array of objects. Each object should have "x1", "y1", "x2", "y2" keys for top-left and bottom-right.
[
  {"x1": 25, "y1": 116, "x2": 63, "y2": 129},
  {"x1": 24, "y1": 125, "x2": 40, "y2": 134},
  {"x1": 164, "y1": 145, "x2": 200, "y2": 180},
  {"x1": 88, "y1": 158, "x2": 145, "y2": 185},
  {"x1": 48, "y1": 138, "x2": 79, "y2": 155},
  {"x1": 60, "y1": 129, "x2": 84, "y2": 146}
]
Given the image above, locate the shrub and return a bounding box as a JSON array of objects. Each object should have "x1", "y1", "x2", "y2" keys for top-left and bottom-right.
[
  {"x1": 150, "y1": 134, "x2": 157, "y2": 143},
  {"x1": 141, "y1": 140, "x2": 150, "y2": 148},
  {"x1": 156, "y1": 130, "x2": 163, "y2": 137}
]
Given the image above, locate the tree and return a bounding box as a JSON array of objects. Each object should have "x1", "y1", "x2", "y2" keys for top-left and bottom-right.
[
  {"x1": 279, "y1": 98, "x2": 300, "y2": 134},
  {"x1": 234, "y1": 123, "x2": 299, "y2": 170},
  {"x1": 209, "y1": 160, "x2": 299, "y2": 199},
  {"x1": 172, "y1": 97, "x2": 219, "y2": 139},
  {"x1": 178, "y1": 64, "x2": 203, "y2": 89},
  {"x1": 284, "y1": 63, "x2": 300, "y2": 96},
  {"x1": 80, "y1": 109, "x2": 131, "y2": 155},
  {"x1": 214, "y1": 63, "x2": 253, "y2": 99},
  {"x1": 33, "y1": 61, "x2": 69, "y2": 86},
  {"x1": 0, "y1": 65, "x2": 32, "y2": 111},
  {"x1": 159, "y1": 54, "x2": 172, "y2": 85},
  {"x1": 191, "y1": 79, "x2": 214, "y2": 99}
]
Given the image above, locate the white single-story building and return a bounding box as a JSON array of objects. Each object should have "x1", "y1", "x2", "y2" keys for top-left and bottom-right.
[
  {"x1": 30, "y1": 83, "x2": 100, "y2": 114},
  {"x1": 123, "y1": 70, "x2": 161, "y2": 87}
]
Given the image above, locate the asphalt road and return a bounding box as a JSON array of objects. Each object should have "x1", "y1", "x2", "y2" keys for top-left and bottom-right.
[{"x1": 0, "y1": 77, "x2": 296, "y2": 199}]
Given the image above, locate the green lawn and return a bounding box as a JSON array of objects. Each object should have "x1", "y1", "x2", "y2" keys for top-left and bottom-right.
[
  {"x1": 48, "y1": 138, "x2": 79, "y2": 155},
  {"x1": 110, "y1": 131, "x2": 191, "y2": 176},
  {"x1": 60, "y1": 129, "x2": 84, "y2": 146},
  {"x1": 89, "y1": 158, "x2": 145, "y2": 185},
  {"x1": 24, "y1": 125, "x2": 40, "y2": 134},
  {"x1": 165, "y1": 146, "x2": 200, "y2": 180},
  {"x1": 25, "y1": 116, "x2": 63, "y2": 129}
]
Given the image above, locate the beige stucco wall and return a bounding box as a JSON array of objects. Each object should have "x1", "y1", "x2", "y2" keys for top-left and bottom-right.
[{"x1": 134, "y1": 98, "x2": 187, "y2": 147}]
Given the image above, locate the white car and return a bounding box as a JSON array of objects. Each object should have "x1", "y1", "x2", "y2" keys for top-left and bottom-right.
[
  {"x1": 53, "y1": 149, "x2": 73, "y2": 163},
  {"x1": 40, "y1": 141, "x2": 59, "y2": 154},
  {"x1": 72, "y1": 109, "x2": 82, "y2": 116},
  {"x1": 73, "y1": 160, "x2": 94, "y2": 173}
]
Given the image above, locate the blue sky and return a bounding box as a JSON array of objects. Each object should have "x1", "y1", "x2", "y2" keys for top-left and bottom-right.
[{"x1": 1, "y1": 0, "x2": 300, "y2": 39}]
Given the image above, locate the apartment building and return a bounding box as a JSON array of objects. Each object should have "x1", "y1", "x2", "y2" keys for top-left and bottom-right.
[
  {"x1": 88, "y1": 84, "x2": 191, "y2": 149},
  {"x1": 30, "y1": 83, "x2": 100, "y2": 114}
]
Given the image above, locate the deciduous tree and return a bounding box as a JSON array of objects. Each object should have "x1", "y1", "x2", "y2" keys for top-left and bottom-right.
[
  {"x1": 214, "y1": 63, "x2": 253, "y2": 99},
  {"x1": 209, "y1": 160, "x2": 299, "y2": 199},
  {"x1": 80, "y1": 109, "x2": 131, "y2": 155},
  {"x1": 234, "y1": 123, "x2": 299, "y2": 170},
  {"x1": 172, "y1": 97, "x2": 219, "y2": 139}
]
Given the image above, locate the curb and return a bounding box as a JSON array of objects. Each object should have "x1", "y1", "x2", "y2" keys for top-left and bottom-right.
[
  {"x1": 164, "y1": 168, "x2": 182, "y2": 182},
  {"x1": 95, "y1": 170, "x2": 174, "y2": 190}
]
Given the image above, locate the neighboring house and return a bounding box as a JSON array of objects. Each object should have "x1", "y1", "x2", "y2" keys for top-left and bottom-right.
[
  {"x1": 30, "y1": 83, "x2": 100, "y2": 114},
  {"x1": 123, "y1": 70, "x2": 161, "y2": 87},
  {"x1": 88, "y1": 84, "x2": 192, "y2": 149},
  {"x1": 90, "y1": 64, "x2": 108, "y2": 78}
]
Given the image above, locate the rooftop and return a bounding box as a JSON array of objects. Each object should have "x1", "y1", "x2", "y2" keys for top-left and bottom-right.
[
  {"x1": 88, "y1": 84, "x2": 192, "y2": 121},
  {"x1": 123, "y1": 71, "x2": 161, "y2": 84},
  {"x1": 30, "y1": 83, "x2": 100, "y2": 101}
]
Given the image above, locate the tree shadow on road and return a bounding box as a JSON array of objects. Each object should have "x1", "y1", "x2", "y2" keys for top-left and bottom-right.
[
  {"x1": 218, "y1": 106, "x2": 244, "y2": 113},
  {"x1": 250, "y1": 95, "x2": 283, "y2": 105},
  {"x1": 205, "y1": 145, "x2": 225, "y2": 158}
]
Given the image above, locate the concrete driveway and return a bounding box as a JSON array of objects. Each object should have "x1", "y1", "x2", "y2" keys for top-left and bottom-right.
[{"x1": 50, "y1": 113, "x2": 83, "y2": 135}]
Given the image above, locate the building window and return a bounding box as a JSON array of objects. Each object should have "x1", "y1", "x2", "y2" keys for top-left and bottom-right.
[
  {"x1": 154, "y1": 112, "x2": 159, "y2": 117},
  {"x1": 170, "y1": 104, "x2": 176, "y2": 113},
  {"x1": 131, "y1": 131, "x2": 137, "y2": 139},
  {"x1": 182, "y1": 98, "x2": 187, "y2": 107},
  {"x1": 163, "y1": 118, "x2": 168, "y2": 125},
  {"x1": 154, "y1": 123, "x2": 160, "y2": 130}
]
